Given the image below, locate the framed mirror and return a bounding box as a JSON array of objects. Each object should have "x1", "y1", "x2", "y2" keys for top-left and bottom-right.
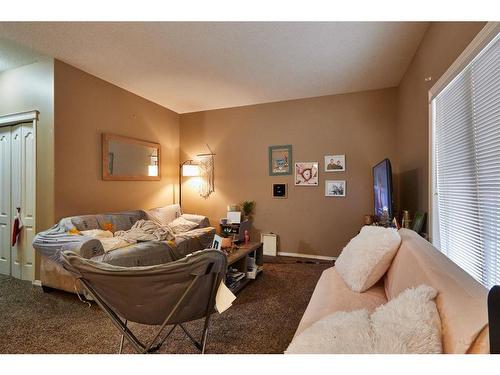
[{"x1": 102, "y1": 133, "x2": 161, "y2": 181}]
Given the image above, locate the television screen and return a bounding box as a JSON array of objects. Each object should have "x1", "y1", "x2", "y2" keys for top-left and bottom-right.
[{"x1": 373, "y1": 159, "x2": 393, "y2": 219}]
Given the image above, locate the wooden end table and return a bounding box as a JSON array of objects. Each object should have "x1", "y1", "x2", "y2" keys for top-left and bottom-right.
[{"x1": 225, "y1": 242, "x2": 263, "y2": 294}]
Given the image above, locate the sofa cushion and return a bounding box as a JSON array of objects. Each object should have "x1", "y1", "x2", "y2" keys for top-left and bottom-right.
[
  {"x1": 385, "y1": 229, "x2": 489, "y2": 354},
  {"x1": 169, "y1": 216, "x2": 199, "y2": 234},
  {"x1": 180, "y1": 213, "x2": 210, "y2": 228},
  {"x1": 293, "y1": 266, "x2": 387, "y2": 338},
  {"x1": 371, "y1": 285, "x2": 442, "y2": 353},
  {"x1": 97, "y1": 211, "x2": 145, "y2": 233},
  {"x1": 71, "y1": 215, "x2": 99, "y2": 231},
  {"x1": 335, "y1": 226, "x2": 401, "y2": 292},
  {"x1": 288, "y1": 284, "x2": 442, "y2": 354},
  {"x1": 146, "y1": 204, "x2": 182, "y2": 226},
  {"x1": 287, "y1": 309, "x2": 373, "y2": 354}
]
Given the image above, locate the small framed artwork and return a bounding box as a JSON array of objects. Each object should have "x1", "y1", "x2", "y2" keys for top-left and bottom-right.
[
  {"x1": 269, "y1": 145, "x2": 292, "y2": 176},
  {"x1": 325, "y1": 180, "x2": 346, "y2": 197},
  {"x1": 325, "y1": 155, "x2": 345, "y2": 172},
  {"x1": 295, "y1": 162, "x2": 319, "y2": 186},
  {"x1": 272, "y1": 183, "x2": 288, "y2": 198}
]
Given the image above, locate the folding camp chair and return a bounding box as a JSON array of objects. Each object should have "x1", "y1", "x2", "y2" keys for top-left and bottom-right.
[{"x1": 61, "y1": 249, "x2": 227, "y2": 354}]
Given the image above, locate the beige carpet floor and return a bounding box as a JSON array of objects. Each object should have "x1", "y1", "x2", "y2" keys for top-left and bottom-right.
[{"x1": 0, "y1": 257, "x2": 331, "y2": 354}]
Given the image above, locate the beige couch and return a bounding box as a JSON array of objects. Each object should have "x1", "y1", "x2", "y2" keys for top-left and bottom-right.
[{"x1": 292, "y1": 228, "x2": 489, "y2": 354}]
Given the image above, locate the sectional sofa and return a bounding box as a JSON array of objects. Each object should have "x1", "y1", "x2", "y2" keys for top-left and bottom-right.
[{"x1": 33, "y1": 204, "x2": 215, "y2": 294}]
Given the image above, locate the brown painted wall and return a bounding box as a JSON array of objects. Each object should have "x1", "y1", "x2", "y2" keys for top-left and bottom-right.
[
  {"x1": 53, "y1": 60, "x2": 180, "y2": 219},
  {"x1": 397, "y1": 22, "x2": 486, "y2": 218},
  {"x1": 180, "y1": 88, "x2": 399, "y2": 258},
  {"x1": 0, "y1": 59, "x2": 55, "y2": 278}
]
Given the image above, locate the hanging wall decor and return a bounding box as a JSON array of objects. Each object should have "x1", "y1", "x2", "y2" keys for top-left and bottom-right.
[
  {"x1": 295, "y1": 162, "x2": 319, "y2": 186},
  {"x1": 269, "y1": 145, "x2": 292, "y2": 176},
  {"x1": 324, "y1": 155, "x2": 346, "y2": 172},
  {"x1": 197, "y1": 144, "x2": 216, "y2": 199}
]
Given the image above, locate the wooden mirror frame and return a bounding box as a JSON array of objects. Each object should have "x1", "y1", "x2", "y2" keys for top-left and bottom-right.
[{"x1": 102, "y1": 133, "x2": 161, "y2": 181}]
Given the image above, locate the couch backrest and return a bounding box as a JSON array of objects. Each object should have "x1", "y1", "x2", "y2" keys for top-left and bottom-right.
[
  {"x1": 385, "y1": 229, "x2": 489, "y2": 354},
  {"x1": 67, "y1": 210, "x2": 147, "y2": 232}
]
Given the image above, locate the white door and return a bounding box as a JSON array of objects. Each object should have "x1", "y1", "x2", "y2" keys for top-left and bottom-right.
[
  {"x1": 0, "y1": 126, "x2": 11, "y2": 275},
  {"x1": 19, "y1": 123, "x2": 36, "y2": 280},
  {"x1": 0, "y1": 122, "x2": 36, "y2": 280},
  {"x1": 10, "y1": 125, "x2": 22, "y2": 279}
]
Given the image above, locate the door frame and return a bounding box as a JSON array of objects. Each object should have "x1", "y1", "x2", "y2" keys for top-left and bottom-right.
[{"x1": 0, "y1": 110, "x2": 38, "y2": 281}]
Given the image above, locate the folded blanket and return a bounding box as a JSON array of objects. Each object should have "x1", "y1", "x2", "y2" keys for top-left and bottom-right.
[
  {"x1": 99, "y1": 237, "x2": 133, "y2": 252},
  {"x1": 114, "y1": 219, "x2": 174, "y2": 242}
]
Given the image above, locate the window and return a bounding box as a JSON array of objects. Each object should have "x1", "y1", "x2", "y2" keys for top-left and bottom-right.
[{"x1": 431, "y1": 29, "x2": 499, "y2": 289}]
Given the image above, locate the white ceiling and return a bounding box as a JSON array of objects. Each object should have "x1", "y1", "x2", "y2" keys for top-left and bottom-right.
[
  {"x1": 0, "y1": 22, "x2": 429, "y2": 113},
  {"x1": 0, "y1": 37, "x2": 44, "y2": 73}
]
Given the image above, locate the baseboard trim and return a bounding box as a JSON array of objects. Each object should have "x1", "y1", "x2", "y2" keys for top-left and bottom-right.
[
  {"x1": 277, "y1": 251, "x2": 336, "y2": 261},
  {"x1": 32, "y1": 279, "x2": 42, "y2": 287}
]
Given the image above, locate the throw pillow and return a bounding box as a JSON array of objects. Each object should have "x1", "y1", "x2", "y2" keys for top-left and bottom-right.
[
  {"x1": 335, "y1": 226, "x2": 401, "y2": 292},
  {"x1": 146, "y1": 204, "x2": 182, "y2": 226},
  {"x1": 371, "y1": 284, "x2": 442, "y2": 353},
  {"x1": 286, "y1": 284, "x2": 442, "y2": 354},
  {"x1": 168, "y1": 216, "x2": 199, "y2": 234},
  {"x1": 285, "y1": 309, "x2": 373, "y2": 354}
]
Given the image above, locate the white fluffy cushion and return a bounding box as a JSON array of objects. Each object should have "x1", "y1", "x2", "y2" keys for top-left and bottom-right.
[
  {"x1": 168, "y1": 216, "x2": 199, "y2": 234},
  {"x1": 371, "y1": 284, "x2": 442, "y2": 353},
  {"x1": 146, "y1": 204, "x2": 182, "y2": 226},
  {"x1": 335, "y1": 226, "x2": 401, "y2": 292},
  {"x1": 286, "y1": 285, "x2": 442, "y2": 354},
  {"x1": 285, "y1": 310, "x2": 373, "y2": 354}
]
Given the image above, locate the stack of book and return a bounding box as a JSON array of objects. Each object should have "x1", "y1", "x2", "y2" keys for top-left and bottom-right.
[{"x1": 226, "y1": 269, "x2": 246, "y2": 290}]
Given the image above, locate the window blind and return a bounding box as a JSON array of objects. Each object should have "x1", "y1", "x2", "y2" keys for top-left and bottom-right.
[{"x1": 433, "y1": 33, "x2": 499, "y2": 289}]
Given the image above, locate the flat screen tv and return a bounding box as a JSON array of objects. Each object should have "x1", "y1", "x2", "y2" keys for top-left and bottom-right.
[{"x1": 373, "y1": 158, "x2": 393, "y2": 219}]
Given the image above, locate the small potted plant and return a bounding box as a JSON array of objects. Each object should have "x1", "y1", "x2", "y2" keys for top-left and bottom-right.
[{"x1": 241, "y1": 200, "x2": 255, "y2": 221}]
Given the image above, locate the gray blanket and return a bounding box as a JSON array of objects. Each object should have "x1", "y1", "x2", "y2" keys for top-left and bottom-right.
[{"x1": 114, "y1": 219, "x2": 174, "y2": 242}]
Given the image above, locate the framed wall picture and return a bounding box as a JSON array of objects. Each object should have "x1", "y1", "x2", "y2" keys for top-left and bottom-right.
[
  {"x1": 325, "y1": 155, "x2": 345, "y2": 172},
  {"x1": 295, "y1": 162, "x2": 319, "y2": 186},
  {"x1": 272, "y1": 183, "x2": 288, "y2": 198},
  {"x1": 269, "y1": 145, "x2": 292, "y2": 176},
  {"x1": 325, "y1": 180, "x2": 346, "y2": 197}
]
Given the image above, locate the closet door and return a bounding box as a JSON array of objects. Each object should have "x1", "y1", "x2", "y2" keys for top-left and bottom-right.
[
  {"x1": 20, "y1": 123, "x2": 35, "y2": 280},
  {"x1": 10, "y1": 125, "x2": 22, "y2": 279},
  {"x1": 0, "y1": 126, "x2": 11, "y2": 276}
]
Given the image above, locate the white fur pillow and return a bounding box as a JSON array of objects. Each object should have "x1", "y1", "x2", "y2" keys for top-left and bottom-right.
[
  {"x1": 335, "y1": 226, "x2": 401, "y2": 292},
  {"x1": 285, "y1": 309, "x2": 373, "y2": 354},
  {"x1": 371, "y1": 284, "x2": 442, "y2": 353},
  {"x1": 286, "y1": 285, "x2": 442, "y2": 354}
]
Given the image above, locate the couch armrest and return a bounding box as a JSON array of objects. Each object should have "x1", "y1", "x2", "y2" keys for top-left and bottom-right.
[
  {"x1": 33, "y1": 223, "x2": 104, "y2": 263},
  {"x1": 181, "y1": 213, "x2": 210, "y2": 228}
]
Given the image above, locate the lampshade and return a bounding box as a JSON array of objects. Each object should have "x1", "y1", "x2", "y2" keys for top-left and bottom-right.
[{"x1": 182, "y1": 164, "x2": 200, "y2": 177}]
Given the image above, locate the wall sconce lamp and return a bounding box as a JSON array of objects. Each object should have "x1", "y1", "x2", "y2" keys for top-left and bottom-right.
[{"x1": 179, "y1": 160, "x2": 200, "y2": 207}]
